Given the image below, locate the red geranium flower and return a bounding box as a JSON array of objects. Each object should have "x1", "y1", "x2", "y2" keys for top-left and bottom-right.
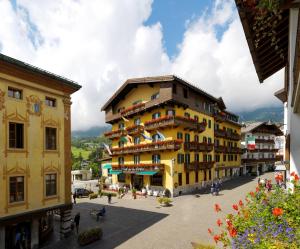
[
  {"x1": 272, "y1": 207, "x2": 283, "y2": 217},
  {"x1": 226, "y1": 219, "x2": 232, "y2": 228},
  {"x1": 232, "y1": 204, "x2": 239, "y2": 211},
  {"x1": 229, "y1": 228, "x2": 237, "y2": 238},
  {"x1": 250, "y1": 191, "x2": 255, "y2": 197},
  {"x1": 291, "y1": 172, "x2": 295, "y2": 176},
  {"x1": 214, "y1": 204, "x2": 221, "y2": 212},
  {"x1": 295, "y1": 174, "x2": 299, "y2": 181},
  {"x1": 213, "y1": 234, "x2": 220, "y2": 243},
  {"x1": 208, "y1": 228, "x2": 213, "y2": 234},
  {"x1": 256, "y1": 186, "x2": 260, "y2": 192},
  {"x1": 239, "y1": 200, "x2": 244, "y2": 207},
  {"x1": 217, "y1": 219, "x2": 223, "y2": 227}
]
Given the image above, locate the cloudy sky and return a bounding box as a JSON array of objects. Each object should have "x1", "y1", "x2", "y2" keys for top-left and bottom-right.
[{"x1": 0, "y1": 0, "x2": 283, "y2": 130}]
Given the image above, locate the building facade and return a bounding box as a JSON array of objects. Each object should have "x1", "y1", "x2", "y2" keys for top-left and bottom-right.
[
  {"x1": 241, "y1": 122, "x2": 283, "y2": 175},
  {"x1": 235, "y1": 1, "x2": 300, "y2": 175},
  {"x1": 101, "y1": 76, "x2": 242, "y2": 196},
  {"x1": 0, "y1": 54, "x2": 81, "y2": 248}
]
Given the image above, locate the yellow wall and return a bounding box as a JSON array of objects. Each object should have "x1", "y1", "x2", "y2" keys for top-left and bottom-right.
[{"x1": 0, "y1": 73, "x2": 69, "y2": 217}]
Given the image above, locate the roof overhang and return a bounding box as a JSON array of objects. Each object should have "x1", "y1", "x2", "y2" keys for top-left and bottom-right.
[
  {"x1": 235, "y1": 0, "x2": 289, "y2": 83},
  {"x1": 274, "y1": 88, "x2": 288, "y2": 103}
]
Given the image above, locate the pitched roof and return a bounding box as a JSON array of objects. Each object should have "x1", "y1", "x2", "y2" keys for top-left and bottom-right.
[
  {"x1": 242, "y1": 121, "x2": 283, "y2": 135},
  {"x1": 0, "y1": 53, "x2": 81, "y2": 92},
  {"x1": 101, "y1": 75, "x2": 226, "y2": 111}
]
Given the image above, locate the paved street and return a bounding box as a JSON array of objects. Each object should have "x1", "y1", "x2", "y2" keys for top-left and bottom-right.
[{"x1": 42, "y1": 172, "x2": 273, "y2": 249}]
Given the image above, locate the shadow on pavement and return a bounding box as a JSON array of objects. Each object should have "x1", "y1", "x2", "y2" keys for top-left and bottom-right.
[{"x1": 41, "y1": 202, "x2": 168, "y2": 249}]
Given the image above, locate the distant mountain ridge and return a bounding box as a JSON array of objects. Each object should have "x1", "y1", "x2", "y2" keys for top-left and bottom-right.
[
  {"x1": 72, "y1": 125, "x2": 111, "y2": 138},
  {"x1": 237, "y1": 106, "x2": 283, "y2": 123}
]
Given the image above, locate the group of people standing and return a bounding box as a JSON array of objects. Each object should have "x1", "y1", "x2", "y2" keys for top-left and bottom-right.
[{"x1": 211, "y1": 179, "x2": 222, "y2": 196}]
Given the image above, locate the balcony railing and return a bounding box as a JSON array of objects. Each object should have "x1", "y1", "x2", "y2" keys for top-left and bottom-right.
[
  {"x1": 104, "y1": 129, "x2": 127, "y2": 139},
  {"x1": 214, "y1": 128, "x2": 226, "y2": 138},
  {"x1": 255, "y1": 139, "x2": 275, "y2": 144},
  {"x1": 242, "y1": 158, "x2": 278, "y2": 163},
  {"x1": 214, "y1": 145, "x2": 226, "y2": 153},
  {"x1": 213, "y1": 112, "x2": 226, "y2": 122},
  {"x1": 112, "y1": 163, "x2": 164, "y2": 173},
  {"x1": 184, "y1": 142, "x2": 214, "y2": 152},
  {"x1": 253, "y1": 148, "x2": 279, "y2": 152},
  {"x1": 226, "y1": 131, "x2": 241, "y2": 141},
  {"x1": 226, "y1": 147, "x2": 243, "y2": 154},
  {"x1": 126, "y1": 124, "x2": 144, "y2": 135},
  {"x1": 144, "y1": 115, "x2": 206, "y2": 132},
  {"x1": 120, "y1": 102, "x2": 146, "y2": 116},
  {"x1": 184, "y1": 161, "x2": 215, "y2": 171},
  {"x1": 111, "y1": 140, "x2": 182, "y2": 155}
]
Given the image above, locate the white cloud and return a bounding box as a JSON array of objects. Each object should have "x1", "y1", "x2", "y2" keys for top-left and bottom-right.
[{"x1": 0, "y1": 0, "x2": 283, "y2": 130}]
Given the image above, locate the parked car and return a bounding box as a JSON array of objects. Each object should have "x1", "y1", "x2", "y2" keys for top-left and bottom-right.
[{"x1": 74, "y1": 188, "x2": 93, "y2": 198}]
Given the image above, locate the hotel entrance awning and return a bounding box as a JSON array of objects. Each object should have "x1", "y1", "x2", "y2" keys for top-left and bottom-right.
[
  {"x1": 110, "y1": 170, "x2": 122, "y2": 175},
  {"x1": 136, "y1": 171, "x2": 158, "y2": 176},
  {"x1": 102, "y1": 164, "x2": 112, "y2": 169}
]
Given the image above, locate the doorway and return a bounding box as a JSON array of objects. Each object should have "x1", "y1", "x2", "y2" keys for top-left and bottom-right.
[{"x1": 132, "y1": 175, "x2": 143, "y2": 190}]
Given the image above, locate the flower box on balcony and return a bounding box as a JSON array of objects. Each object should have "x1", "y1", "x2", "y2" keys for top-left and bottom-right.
[
  {"x1": 104, "y1": 129, "x2": 127, "y2": 139},
  {"x1": 120, "y1": 102, "x2": 145, "y2": 116},
  {"x1": 126, "y1": 124, "x2": 144, "y2": 135}
]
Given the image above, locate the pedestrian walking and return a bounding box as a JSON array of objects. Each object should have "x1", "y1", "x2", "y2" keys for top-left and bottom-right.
[
  {"x1": 108, "y1": 193, "x2": 112, "y2": 204},
  {"x1": 215, "y1": 181, "x2": 221, "y2": 196},
  {"x1": 74, "y1": 212, "x2": 80, "y2": 234},
  {"x1": 210, "y1": 182, "x2": 215, "y2": 196},
  {"x1": 73, "y1": 192, "x2": 77, "y2": 204}
]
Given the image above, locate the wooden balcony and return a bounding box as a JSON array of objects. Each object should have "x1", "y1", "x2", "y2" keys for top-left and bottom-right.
[
  {"x1": 253, "y1": 148, "x2": 279, "y2": 153},
  {"x1": 126, "y1": 124, "x2": 144, "y2": 135},
  {"x1": 104, "y1": 129, "x2": 127, "y2": 139},
  {"x1": 226, "y1": 131, "x2": 241, "y2": 141},
  {"x1": 214, "y1": 145, "x2": 226, "y2": 153},
  {"x1": 144, "y1": 115, "x2": 206, "y2": 132},
  {"x1": 255, "y1": 139, "x2": 275, "y2": 144},
  {"x1": 112, "y1": 163, "x2": 164, "y2": 173},
  {"x1": 120, "y1": 102, "x2": 146, "y2": 116},
  {"x1": 184, "y1": 161, "x2": 215, "y2": 171},
  {"x1": 111, "y1": 140, "x2": 182, "y2": 155},
  {"x1": 184, "y1": 142, "x2": 214, "y2": 152},
  {"x1": 226, "y1": 147, "x2": 243, "y2": 154},
  {"x1": 214, "y1": 128, "x2": 226, "y2": 138},
  {"x1": 214, "y1": 112, "x2": 226, "y2": 122}
]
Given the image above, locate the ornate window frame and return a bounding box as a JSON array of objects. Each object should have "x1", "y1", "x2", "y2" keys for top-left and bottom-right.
[
  {"x1": 41, "y1": 116, "x2": 61, "y2": 157},
  {"x1": 3, "y1": 110, "x2": 29, "y2": 157},
  {"x1": 41, "y1": 161, "x2": 61, "y2": 204},
  {"x1": 3, "y1": 162, "x2": 30, "y2": 212}
]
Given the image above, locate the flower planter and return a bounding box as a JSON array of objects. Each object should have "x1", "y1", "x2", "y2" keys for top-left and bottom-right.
[{"x1": 78, "y1": 227, "x2": 103, "y2": 246}]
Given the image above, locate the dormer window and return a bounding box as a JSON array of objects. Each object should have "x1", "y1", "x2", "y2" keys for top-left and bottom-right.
[{"x1": 151, "y1": 92, "x2": 159, "y2": 100}]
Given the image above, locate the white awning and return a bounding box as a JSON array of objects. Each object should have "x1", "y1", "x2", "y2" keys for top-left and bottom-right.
[{"x1": 275, "y1": 165, "x2": 286, "y2": 171}]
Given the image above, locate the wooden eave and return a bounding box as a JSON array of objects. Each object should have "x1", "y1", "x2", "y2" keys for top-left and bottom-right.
[
  {"x1": 274, "y1": 88, "x2": 288, "y2": 102},
  {"x1": 235, "y1": 0, "x2": 289, "y2": 83},
  {"x1": 0, "y1": 53, "x2": 81, "y2": 94}
]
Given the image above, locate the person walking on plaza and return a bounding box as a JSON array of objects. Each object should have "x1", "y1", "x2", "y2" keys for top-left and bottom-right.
[
  {"x1": 215, "y1": 180, "x2": 221, "y2": 196},
  {"x1": 74, "y1": 213, "x2": 80, "y2": 234},
  {"x1": 108, "y1": 193, "x2": 112, "y2": 204},
  {"x1": 73, "y1": 192, "x2": 77, "y2": 204},
  {"x1": 211, "y1": 182, "x2": 215, "y2": 196}
]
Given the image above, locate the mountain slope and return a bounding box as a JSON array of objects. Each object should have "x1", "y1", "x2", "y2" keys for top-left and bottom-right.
[
  {"x1": 72, "y1": 125, "x2": 111, "y2": 138},
  {"x1": 237, "y1": 106, "x2": 283, "y2": 123}
]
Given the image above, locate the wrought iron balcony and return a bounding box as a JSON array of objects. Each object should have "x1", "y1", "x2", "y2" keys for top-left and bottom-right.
[
  {"x1": 144, "y1": 115, "x2": 206, "y2": 132},
  {"x1": 104, "y1": 129, "x2": 127, "y2": 139},
  {"x1": 242, "y1": 157, "x2": 278, "y2": 163},
  {"x1": 112, "y1": 163, "x2": 164, "y2": 173},
  {"x1": 126, "y1": 124, "x2": 144, "y2": 135},
  {"x1": 111, "y1": 140, "x2": 182, "y2": 155},
  {"x1": 214, "y1": 128, "x2": 226, "y2": 138},
  {"x1": 184, "y1": 161, "x2": 215, "y2": 171},
  {"x1": 184, "y1": 142, "x2": 214, "y2": 152},
  {"x1": 255, "y1": 139, "x2": 275, "y2": 144}
]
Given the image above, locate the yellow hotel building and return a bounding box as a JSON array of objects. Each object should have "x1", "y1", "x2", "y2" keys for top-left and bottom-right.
[
  {"x1": 0, "y1": 54, "x2": 81, "y2": 248},
  {"x1": 102, "y1": 76, "x2": 242, "y2": 197}
]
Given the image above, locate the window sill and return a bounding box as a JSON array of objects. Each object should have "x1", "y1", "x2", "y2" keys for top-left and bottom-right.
[
  {"x1": 44, "y1": 195, "x2": 58, "y2": 200},
  {"x1": 44, "y1": 150, "x2": 59, "y2": 153},
  {"x1": 8, "y1": 201, "x2": 26, "y2": 208},
  {"x1": 7, "y1": 148, "x2": 27, "y2": 153}
]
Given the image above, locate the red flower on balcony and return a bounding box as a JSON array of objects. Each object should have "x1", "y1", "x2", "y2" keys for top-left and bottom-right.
[
  {"x1": 214, "y1": 204, "x2": 221, "y2": 212},
  {"x1": 229, "y1": 227, "x2": 237, "y2": 238},
  {"x1": 213, "y1": 234, "x2": 220, "y2": 243},
  {"x1": 120, "y1": 102, "x2": 145, "y2": 115},
  {"x1": 249, "y1": 191, "x2": 255, "y2": 197},
  {"x1": 291, "y1": 171, "x2": 296, "y2": 176},
  {"x1": 272, "y1": 207, "x2": 283, "y2": 217},
  {"x1": 232, "y1": 204, "x2": 238, "y2": 211},
  {"x1": 208, "y1": 228, "x2": 213, "y2": 234},
  {"x1": 216, "y1": 219, "x2": 223, "y2": 227},
  {"x1": 238, "y1": 200, "x2": 244, "y2": 207},
  {"x1": 295, "y1": 174, "x2": 299, "y2": 181}
]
